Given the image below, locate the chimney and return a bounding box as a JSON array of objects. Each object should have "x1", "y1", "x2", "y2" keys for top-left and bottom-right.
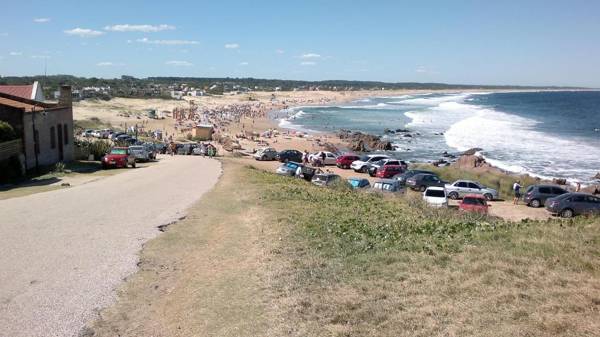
[{"x1": 59, "y1": 85, "x2": 72, "y2": 107}]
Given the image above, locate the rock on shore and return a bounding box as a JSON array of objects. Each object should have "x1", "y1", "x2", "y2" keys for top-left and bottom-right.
[{"x1": 338, "y1": 130, "x2": 393, "y2": 152}]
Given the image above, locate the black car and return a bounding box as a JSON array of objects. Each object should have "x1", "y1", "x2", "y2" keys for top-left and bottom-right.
[
  {"x1": 176, "y1": 144, "x2": 196, "y2": 155},
  {"x1": 524, "y1": 184, "x2": 569, "y2": 207},
  {"x1": 393, "y1": 169, "x2": 435, "y2": 185},
  {"x1": 277, "y1": 149, "x2": 303, "y2": 163},
  {"x1": 545, "y1": 193, "x2": 600, "y2": 218},
  {"x1": 406, "y1": 173, "x2": 445, "y2": 191}
]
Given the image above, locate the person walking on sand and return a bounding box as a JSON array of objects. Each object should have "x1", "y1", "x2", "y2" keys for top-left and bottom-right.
[
  {"x1": 575, "y1": 182, "x2": 581, "y2": 192},
  {"x1": 302, "y1": 150, "x2": 309, "y2": 165},
  {"x1": 513, "y1": 180, "x2": 522, "y2": 205}
]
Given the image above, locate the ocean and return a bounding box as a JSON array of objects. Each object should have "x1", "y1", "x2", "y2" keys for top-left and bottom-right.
[{"x1": 276, "y1": 91, "x2": 600, "y2": 183}]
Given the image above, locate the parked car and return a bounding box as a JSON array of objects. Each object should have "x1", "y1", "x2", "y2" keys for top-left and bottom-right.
[
  {"x1": 155, "y1": 143, "x2": 167, "y2": 154},
  {"x1": 101, "y1": 147, "x2": 136, "y2": 169},
  {"x1": 336, "y1": 154, "x2": 360, "y2": 169},
  {"x1": 423, "y1": 187, "x2": 448, "y2": 208},
  {"x1": 254, "y1": 147, "x2": 279, "y2": 161},
  {"x1": 406, "y1": 173, "x2": 445, "y2": 191},
  {"x1": 114, "y1": 134, "x2": 131, "y2": 143},
  {"x1": 129, "y1": 145, "x2": 151, "y2": 162},
  {"x1": 393, "y1": 169, "x2": 435, "y2": 185},
  {"x1": 177, "y1": 143, "x2": 196, "y2": 155},
  {"x1": 371, "y1": 179, "x2": 404, "y2": 194},
  {"x1": 347, "y1": 177, "x2": 371, "y2": 189},
  {"x1": 545, "y1": 192, "x2": 600, "y2": 218},
  {"x1": 308, "y1": 151, "x2": 338, "y2": 165},
  {"x1": 445, "y1": 180, "x2": 499, "y2": 201},
  {"x1": 459, "y1": 194, "x2": 490, "y2": 214},
  {"x1": 142, "y1": 143, "x2": 157, "y2": 160},
  {"x1": 350, "y1": 154, "x2": 391, "y2": 173},
  {"x1": 82, "y1": 129, "x2": 94, "y2": 138},
  {"x1": 375, "y1": 165, "x2": 404, "y2": 179},
  {"x1": 98, "y1": 129, "x2": 111, "y2": 139},
  {"x1": 111, "y1": 132, "x2": 127, "y2": 140},
  {"x1": 277, "y1": 149, "x2": 303, "y2": 163},
  {"x1": 276, "y1": 161, "x2": 303, "y2": 176},
  {"x1": 311, "y1": 173, "x2": 341, "y2": 187},
  {"x1": 297, "y1": 166, "x2": 317, "y2": 181},
  {"x1": 524, "y1": 185, "x2": 569, "y2": 207},
  {"x1": 367, "y1": 159, "x2": 408, "y2": 176}
]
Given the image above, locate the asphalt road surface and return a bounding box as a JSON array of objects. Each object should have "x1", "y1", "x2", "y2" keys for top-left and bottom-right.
[{"x1": 0, "y1": 155, "x2": 221, "y2": 337}]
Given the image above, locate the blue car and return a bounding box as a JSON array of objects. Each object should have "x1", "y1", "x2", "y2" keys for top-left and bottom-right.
[{"x1": 347, "y1": 177, "x2": 371, "y2": 189}]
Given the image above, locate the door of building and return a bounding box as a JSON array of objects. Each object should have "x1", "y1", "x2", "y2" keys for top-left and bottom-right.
[{"x1": 57, "y1": 124, "x2": 64, "y2": 161}]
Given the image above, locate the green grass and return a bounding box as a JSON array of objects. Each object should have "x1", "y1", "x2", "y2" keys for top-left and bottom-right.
[
  {"x1": 248, "y1": 166, "x2": 600, "y2": 337},
  {"x1": 74, "y1": 117, "x2": 115, "y2": 133}
]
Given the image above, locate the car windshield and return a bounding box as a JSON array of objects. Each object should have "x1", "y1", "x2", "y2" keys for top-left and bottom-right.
[
  {"x1": 348, "y1": 179, "x2": 361, "y2": 187},
  {"x1": 110, "y1": 149, "x2": 127, "y2": 155},
  {"x1": 130, "y1": 146, "x2": 143, "y2": 150},
  {"x1": 359, "y1": 155, "x2": 369, "y2": 161},
  {"x1": 425, "y1": 190, "x2": 446, "y2": 198},
  {"x1": 285, "y1": 163, "x2": 299, "y2": 169},
  {"x1": 463, "y1": 198, "x2": 486, "y2": 206}
]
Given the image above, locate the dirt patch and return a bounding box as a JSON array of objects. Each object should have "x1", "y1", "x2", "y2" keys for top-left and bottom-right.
[{"x1": 85, "y1": 159, "x2": 277, "y2": 336}]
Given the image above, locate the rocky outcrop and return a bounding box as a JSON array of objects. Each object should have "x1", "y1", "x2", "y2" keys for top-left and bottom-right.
[
  {"x1": 454, "y1": 154, "x2": 489, "y2": 169},
  {"x1": 462, "y1": 148, "x2": 483, "y2": 156},
  {"x1": 338, "y1": 130, "x2": 393, "y2": 152}
]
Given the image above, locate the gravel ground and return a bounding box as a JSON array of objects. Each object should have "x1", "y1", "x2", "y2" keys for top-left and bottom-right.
[{"x1": 0, "y1": 155, "x2": 221, "y2": 337}]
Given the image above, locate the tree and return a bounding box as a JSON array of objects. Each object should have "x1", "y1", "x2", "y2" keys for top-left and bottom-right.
[{"x1": 0, "y1": 121, "x2": 17, "y2": 142}]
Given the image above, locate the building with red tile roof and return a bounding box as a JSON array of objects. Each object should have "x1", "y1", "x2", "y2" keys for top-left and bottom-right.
[{"x1": 0, "y1": 81, "x2": 45, "y2": 101}]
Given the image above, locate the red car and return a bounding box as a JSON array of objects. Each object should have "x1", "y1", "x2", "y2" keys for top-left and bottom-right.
[
  {"x1": 375, "y1": 165, "x2": 404, "y2": 178},
  {"x1": 336, "y1": 154, "x2": 360, "y2": 169},
  {"x1": 459, "y1": 194, "x2": 490, "y2": 214},
  {"x1": 101, "y1": 147, "x2": 136, "y2": 169}
]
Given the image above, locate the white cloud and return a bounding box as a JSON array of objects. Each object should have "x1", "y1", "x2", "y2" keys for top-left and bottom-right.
[
  {"x1": 9, "y1": 51, "x2": 22, "y2": 56},
  {"x1": 301, "y1": 53, "x2": 321, "y2": 59},
  {"x1": 64, "y1": 28, "x2": 104, "y2": 37},
  {"x1": 225, "y1": 43, "x2": 240, "y2": 49},
  {"x1": 97, "y1": 62, "x2": 113, "y2": 66},
  {"x1": 105, "y1": 24, "x2": 175, "y2": 32},
  {"x1": 137, "y1": 37, "x2": 198, "y2": 45},
  {"x1": 31, "y1": 55, "x2": 51, "y2": 59},
  {"x1": 166, "y1": 60, "x2": 193, "y2": 66},
  {"x1": 0, "y1": 32, "x2": 8, "y2": 37},
  {"x1": 415, "y1": 65, "x2": 438, "y2": 74},
  {"x1": 33, "y1": 18, "x2": 50, "y2": 23},
  {"x1": 300, "y1": 61, "x2": 316, "y2": 66},
  {"x1": 276, "y1": 49, "x2": 285, "y2": 54},
  {"x1": 239, "y1": 62, "x2": 249, "y2": 66}
]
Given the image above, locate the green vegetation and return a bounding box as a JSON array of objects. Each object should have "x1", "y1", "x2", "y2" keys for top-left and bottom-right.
[
  {"x1": 73, "y1": 117, "x2": 113, "y2": 134},
  {"x1": 0, "y1": 120, "x2": 17, "y2": 142},
  {"x1": 248, "y1": 167, "x2": 600, "y2": 336},
  {"x1": 0, "y1": 75, "x2": 582, "y2": 98},
  {"x1": 416, "y1": 164, "x2": 540, "y2": 198}
]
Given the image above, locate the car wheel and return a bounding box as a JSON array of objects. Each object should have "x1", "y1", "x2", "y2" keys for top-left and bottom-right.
[
  {"x1": 560, "y1": 208, "x2": 574, "y2": 218},
  {"x1": 529, "y1": 199, "x2": 541, "y2": 208},
  {"x1": 131, "y1": 162, "x2": 136, "y2": 168},
  {"x1": 260, "y1": 155, "x2": 266, "y2": 161},
  {"x1": 448, "y1": 192, "x2": 459, "y2": 200},
  {"x1": 419, "y1": 185, "x2": 427, "y2": 192},
  {"x1": 369, "y1": 170, "x2": 376, "y2": 177},
  {"x1": 484, "y1": 193, "x2": 493, "y2": 201},
  {"x1": 360, "y1": 166, "x2": 368, "y2": 173}
]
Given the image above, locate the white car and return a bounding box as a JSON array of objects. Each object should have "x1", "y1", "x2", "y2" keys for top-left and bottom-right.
[
  {"x1": 350, "y1": 154, "x2": 390, "y2": 173},
  {"x1": 423, "y1": 186, "x2": 448, "y2": 207},
  {"x1": 308, "y1": 151, "x2": 338, "y2": 165}
]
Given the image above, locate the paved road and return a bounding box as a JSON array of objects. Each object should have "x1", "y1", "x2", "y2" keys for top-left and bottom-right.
[{"x1": 0, "y1": 156, "x2": 221, "y2": 337}]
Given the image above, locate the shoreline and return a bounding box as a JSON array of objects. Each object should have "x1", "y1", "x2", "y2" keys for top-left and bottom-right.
[{"x1": 265, "y1": 90, "x2": 599, "y2": 187}]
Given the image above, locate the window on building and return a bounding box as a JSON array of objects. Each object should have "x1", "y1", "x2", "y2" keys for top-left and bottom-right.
[
  {"x1": 63, "y1": 124, "x2": 69, "y2": 145},
  {"x1": 50, "y1": 127, "x2": 56, "y2": 149}
]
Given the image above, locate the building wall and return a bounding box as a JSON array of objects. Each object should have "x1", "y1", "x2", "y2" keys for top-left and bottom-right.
[
  {"x1": 21, "y1": 106, "x2": 74, "y2": 169},
  {"x1": 191, "y1": 127, "x2": 212, "y2": 140}
]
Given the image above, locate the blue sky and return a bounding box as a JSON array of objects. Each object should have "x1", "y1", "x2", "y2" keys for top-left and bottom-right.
[{"x1": 1, "y1": 0, "x2": 599, "y2": 87}]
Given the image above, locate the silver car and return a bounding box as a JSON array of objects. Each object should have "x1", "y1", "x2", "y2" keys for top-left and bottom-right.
[
  {"x1": 254, "y1": 147, "x2": 279, "y2": 161},
  {"x1": 445, "y1": 180, "x2": 498, "y2": 201},
  {"x1": 128, "y1": 145, "x2": 150, "y2": 162}
]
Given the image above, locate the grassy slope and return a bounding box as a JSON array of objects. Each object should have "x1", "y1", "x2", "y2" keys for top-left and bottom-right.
[
  {"x1": 87, "y1": 160, "x2": 600, "y2": 336},
  {"x1": 252, "y1": 166, "x2": 600, "y2": 336}
]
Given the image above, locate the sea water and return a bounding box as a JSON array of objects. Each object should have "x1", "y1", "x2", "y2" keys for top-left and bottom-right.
[{"x1": 277, "y1": 91, "x2": 600, "y2": 183}]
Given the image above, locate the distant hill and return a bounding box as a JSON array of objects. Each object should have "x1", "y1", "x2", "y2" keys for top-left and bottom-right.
[{"x1": 0, "y1": 75, "x2": 585, "y2": 98}]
